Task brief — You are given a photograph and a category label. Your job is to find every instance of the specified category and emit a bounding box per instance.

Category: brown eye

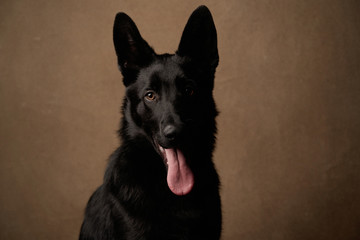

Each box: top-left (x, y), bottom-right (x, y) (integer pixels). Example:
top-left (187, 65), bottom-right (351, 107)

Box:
top-left (185, 87), bottom-right (194, 96)
top-left (145, 91), bottom-right (156, 101)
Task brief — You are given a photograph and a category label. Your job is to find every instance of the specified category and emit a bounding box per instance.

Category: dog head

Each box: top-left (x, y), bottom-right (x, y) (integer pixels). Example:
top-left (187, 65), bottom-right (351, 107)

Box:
top-left (113, 6), bottom-right (218, 195)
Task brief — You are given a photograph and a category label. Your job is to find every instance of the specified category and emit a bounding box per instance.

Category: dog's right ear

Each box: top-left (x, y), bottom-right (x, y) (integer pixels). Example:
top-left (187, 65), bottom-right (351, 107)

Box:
top-left (177, 6), bottom-right (219, 70)
top-left (113, 13), bottom-right (154, 86)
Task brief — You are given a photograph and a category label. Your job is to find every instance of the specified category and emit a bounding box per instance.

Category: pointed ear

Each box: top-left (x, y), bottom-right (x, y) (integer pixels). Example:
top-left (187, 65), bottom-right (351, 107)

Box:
top-left (113, 13), bottom-right (154, 86)
top-left (177, 6), bottom-right (219, 69)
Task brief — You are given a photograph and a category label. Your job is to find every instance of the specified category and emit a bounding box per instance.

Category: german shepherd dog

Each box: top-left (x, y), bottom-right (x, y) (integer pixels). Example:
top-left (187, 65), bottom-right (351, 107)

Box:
top-left (79, 5), bottom-right (221, 240)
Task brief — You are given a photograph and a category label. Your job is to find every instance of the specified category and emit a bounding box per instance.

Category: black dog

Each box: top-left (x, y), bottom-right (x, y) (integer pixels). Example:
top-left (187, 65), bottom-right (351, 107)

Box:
top-left (79, 6), bottom-right (221, 240)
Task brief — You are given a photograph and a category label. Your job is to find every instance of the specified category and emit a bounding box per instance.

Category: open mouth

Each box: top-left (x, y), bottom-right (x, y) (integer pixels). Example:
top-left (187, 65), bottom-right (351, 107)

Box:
top-left (157, 144), bottom-right (168, 166)
top-left (155, 141), bottom-right (194, 196)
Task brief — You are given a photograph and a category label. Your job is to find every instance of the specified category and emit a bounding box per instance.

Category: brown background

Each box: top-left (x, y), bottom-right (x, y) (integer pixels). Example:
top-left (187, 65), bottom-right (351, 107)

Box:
top-left (1, 0), bottom-right (360, 239)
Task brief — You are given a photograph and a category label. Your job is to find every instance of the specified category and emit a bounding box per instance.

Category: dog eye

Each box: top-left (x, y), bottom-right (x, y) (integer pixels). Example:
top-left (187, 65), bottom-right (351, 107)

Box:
top-left (185, 87), bottom-right (194, 96)
top-left (145, 91), bottom-right (157, 101)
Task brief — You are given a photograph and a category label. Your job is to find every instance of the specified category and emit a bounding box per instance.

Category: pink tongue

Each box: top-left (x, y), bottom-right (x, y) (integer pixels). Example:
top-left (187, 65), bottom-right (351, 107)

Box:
top-left (165, 148), bottom-right (194, 195)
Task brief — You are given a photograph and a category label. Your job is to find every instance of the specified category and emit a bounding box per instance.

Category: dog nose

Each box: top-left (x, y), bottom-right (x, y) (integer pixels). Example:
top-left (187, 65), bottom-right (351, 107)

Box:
top-left (163, 125), bottom-right (177, 140)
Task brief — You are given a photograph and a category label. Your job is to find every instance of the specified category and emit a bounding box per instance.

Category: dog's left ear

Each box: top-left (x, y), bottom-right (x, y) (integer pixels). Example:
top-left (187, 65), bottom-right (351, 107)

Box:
top-left (177, 6), bottom-right (219, 69)
top-left (113, 13), bottom-right (154, 86)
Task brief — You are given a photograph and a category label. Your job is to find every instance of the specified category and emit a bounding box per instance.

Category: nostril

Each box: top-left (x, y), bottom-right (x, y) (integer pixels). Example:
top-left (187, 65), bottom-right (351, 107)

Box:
top-left (163, 125), bottom-right (177, 139)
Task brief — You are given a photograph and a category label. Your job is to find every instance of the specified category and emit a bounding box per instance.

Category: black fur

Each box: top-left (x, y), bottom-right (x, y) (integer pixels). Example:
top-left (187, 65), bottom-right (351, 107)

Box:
top-left (79, 6), bottom-right (221, 240)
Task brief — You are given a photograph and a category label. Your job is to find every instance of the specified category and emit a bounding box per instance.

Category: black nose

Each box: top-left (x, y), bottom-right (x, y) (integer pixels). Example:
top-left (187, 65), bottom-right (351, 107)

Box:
top-left (163, 125), bottom-right (177, 140)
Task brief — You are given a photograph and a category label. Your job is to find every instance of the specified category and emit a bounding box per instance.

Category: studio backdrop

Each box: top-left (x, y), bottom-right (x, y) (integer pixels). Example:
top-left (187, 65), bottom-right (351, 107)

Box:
top-left (0, 0), bottom-right (359, 239)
